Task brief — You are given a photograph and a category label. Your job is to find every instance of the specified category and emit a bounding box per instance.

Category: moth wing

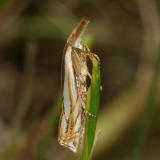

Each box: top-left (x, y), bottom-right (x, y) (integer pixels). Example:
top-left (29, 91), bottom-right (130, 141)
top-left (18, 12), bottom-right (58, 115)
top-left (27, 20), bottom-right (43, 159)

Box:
top-left (71, 47), bottom-right (87, 78)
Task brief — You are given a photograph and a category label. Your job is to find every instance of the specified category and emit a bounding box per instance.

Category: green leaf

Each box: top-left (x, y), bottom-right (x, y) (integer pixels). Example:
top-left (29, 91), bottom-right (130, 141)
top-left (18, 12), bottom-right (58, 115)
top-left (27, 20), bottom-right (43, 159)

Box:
top-left (82, 57), bottom-right (101, 160)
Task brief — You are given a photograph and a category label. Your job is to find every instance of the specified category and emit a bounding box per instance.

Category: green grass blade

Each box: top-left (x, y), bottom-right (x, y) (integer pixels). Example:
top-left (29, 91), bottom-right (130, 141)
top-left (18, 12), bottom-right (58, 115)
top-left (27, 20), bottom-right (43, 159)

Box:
top-left (82, 57), bottom-right (101, 160)
top-left (132, 47), bottom-right (160, 160)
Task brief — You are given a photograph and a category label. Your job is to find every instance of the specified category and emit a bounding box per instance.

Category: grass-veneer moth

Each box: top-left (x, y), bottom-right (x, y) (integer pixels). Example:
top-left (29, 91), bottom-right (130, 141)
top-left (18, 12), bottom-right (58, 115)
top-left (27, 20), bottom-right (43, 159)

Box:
top-left (58, 18), bottom-right (100, 153)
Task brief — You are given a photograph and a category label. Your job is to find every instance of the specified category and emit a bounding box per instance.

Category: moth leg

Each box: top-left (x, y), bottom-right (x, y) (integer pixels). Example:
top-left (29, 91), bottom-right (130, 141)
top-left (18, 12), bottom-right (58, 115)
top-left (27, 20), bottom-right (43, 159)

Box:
top-left (84, 52), bottom-right (100, 62)
top-left (87, 71), bottom-right (102, 91)
top-left (84, 108), bottom-right (96, 118)
top-left (76, 81), bottom-right (94, 118)
top-left (79, 96), bottom-right (95, 118)
top-left (82, 44), bottom-right (100, 62)
top-left (85, 110), bottom-right (95, 118)
top-left (87, 71), bottom-right (92, 80)
top-left (73, 44), bottom-right (100, 62)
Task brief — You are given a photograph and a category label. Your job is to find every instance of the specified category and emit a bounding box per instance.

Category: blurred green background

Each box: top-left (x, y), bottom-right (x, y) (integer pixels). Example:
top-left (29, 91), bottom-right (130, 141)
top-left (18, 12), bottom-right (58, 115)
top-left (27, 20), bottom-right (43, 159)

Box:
top-left (0, 0), bottom-right (160, 160)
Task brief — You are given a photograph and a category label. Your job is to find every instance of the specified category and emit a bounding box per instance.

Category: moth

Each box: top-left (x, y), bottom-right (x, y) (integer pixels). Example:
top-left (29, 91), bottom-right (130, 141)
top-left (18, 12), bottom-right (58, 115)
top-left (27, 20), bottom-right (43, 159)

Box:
top-left (58, 18), bottom-right (99, 153)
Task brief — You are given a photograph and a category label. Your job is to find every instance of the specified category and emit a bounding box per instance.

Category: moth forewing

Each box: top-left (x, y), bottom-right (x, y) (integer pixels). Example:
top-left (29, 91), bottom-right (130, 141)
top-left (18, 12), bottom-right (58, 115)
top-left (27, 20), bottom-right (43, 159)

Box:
top-left (72, 47), bottom-right (88, 83)
top-left (58, 43), bottom-right (85, 153)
